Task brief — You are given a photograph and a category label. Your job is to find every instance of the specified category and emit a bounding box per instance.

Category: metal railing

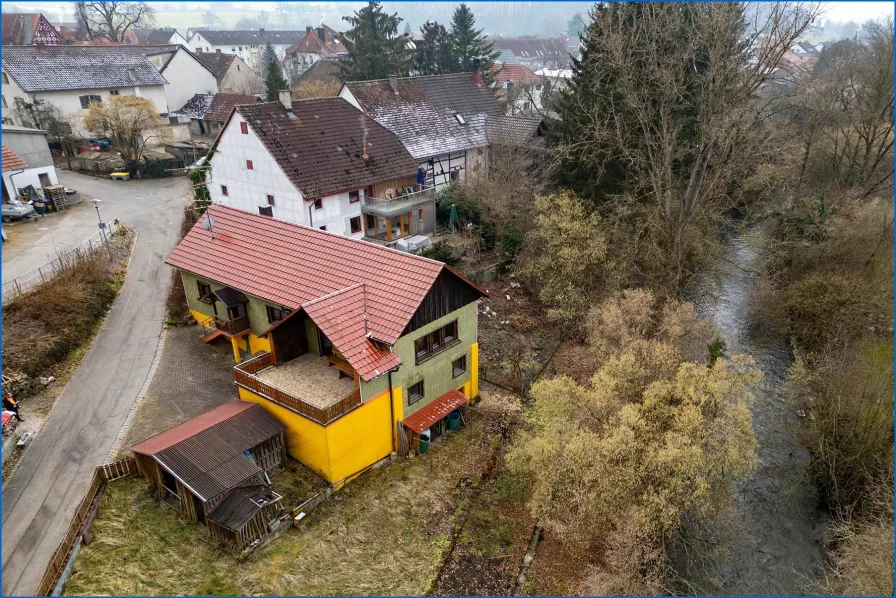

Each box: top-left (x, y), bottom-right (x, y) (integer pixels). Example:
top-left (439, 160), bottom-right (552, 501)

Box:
top-left (233, 352), bottom-right (362, 425)
top-left (362, 185), bottom-right (435, 207)
top-left (2, 219), bottom-right (120, 305)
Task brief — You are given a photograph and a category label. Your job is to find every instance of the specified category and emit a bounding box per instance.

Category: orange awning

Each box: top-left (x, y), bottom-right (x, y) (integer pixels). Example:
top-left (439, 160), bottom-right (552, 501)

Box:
top-left (402, 390), bottom-right (467, 434)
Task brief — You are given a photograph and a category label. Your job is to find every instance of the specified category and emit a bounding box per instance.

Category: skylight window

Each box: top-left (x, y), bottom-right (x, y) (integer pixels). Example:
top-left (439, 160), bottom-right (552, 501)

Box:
top-left (455, 113), bottom-right (466, 125)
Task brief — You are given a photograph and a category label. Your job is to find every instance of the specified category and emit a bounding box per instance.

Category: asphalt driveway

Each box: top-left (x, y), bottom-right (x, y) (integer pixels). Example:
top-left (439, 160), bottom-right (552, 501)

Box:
top-left (1, 170), bottom-right (190, 595)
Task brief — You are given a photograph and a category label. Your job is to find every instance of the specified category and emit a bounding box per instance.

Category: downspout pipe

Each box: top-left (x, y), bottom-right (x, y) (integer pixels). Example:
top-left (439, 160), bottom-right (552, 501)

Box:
top-left (388, 370), bottom-right (396, 452)
top-left (7, 169), bottom-right (25, 201)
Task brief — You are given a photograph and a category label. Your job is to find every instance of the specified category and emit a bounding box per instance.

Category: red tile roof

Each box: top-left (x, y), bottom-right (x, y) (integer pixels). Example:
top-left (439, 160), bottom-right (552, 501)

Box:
top-left (131, 400), bottom-right (257, 455)
top-left (284, 24), bottom-right (346, 60)
top-left (302, 284), bottom-right (402, 380)
top-left (402, 389), bottom-right (467, 434)
top-left (166, 205), bottom-right (486, 380)
top-left (491, 63), bottom-right (544, 88)
top-left (205, 92), bottom-right (260, 122)
top-left (2, 146), bottom-right (28, 171)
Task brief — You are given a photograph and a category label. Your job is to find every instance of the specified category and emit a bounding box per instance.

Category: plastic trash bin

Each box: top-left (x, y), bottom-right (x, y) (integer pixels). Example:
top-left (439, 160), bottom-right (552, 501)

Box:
top-left (447, 410), bottom-right (461, 431)
top-left (419, 430), bottom-right (430, 454)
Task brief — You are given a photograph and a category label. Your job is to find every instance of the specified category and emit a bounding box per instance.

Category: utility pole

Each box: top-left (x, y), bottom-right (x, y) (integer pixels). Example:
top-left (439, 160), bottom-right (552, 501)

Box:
top-left (90, 199), bottom-right (113, 260)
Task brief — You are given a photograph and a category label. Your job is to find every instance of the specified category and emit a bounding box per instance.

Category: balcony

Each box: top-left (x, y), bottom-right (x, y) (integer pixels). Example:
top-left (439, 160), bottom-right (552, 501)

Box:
top-left (361, 185), bottom-right (435, 218)
top-left (199, 315), bottom-right (251, 341)
top-left (233, 352), bottom-right (362, 425)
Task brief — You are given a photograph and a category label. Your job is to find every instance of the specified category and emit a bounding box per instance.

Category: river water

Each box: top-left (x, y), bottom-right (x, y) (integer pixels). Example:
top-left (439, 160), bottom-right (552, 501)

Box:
top-left (688, 226), bottom-right (828, 595)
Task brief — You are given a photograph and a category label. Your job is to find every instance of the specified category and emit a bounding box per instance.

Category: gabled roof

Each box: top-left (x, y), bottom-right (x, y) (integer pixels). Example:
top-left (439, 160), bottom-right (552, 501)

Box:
top-left (1, 45), bottom-right (169, 92)
top-left (166, 205), bottom-right (486, 379)
top-left (208, 487), bottom-right (281, 531)
top-left (206, 92), bottom-right (261, 122)
top-left (194, 51), bottom-right (237, 80)
top-left (284, 24), bottom-right (346, 59)
top-left (292, 58), bottom-right (342, 88)
top-left (344, 73), bottom-right (503, 159)
top-left (491, 63), bottom-right (544, 88)
top-left (486, 115), bottom-right (544, 146)
top-left (2, 13), bottom-right (60, 46)
top-left (2, 146), bottom-right (29, 171)
top-left (135, 27), bottom-right (180, 45)
top-left (174, 93), bottom-right (216, 119)
top-left (490, 37), bottom-right (571, 62)
top-left (131, 401), bottom-right (285, 502)
top-left (194, 29), bottom-right (307, 46)
top-left (233, 98), bottom-right (418, 199)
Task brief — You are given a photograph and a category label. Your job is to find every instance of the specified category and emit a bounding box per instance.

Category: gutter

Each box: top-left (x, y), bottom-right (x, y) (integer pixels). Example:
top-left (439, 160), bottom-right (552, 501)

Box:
top-left (7, 168), bottom-right (25, 200)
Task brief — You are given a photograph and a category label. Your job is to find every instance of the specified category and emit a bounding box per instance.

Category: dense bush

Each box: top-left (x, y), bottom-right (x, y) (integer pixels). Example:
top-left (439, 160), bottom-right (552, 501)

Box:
top-left (141, 158), bottom-right (174, 179)
top-left (417, 240), bottom-right (461, 268)
top-left (499, 223), bottom-right (523, 258)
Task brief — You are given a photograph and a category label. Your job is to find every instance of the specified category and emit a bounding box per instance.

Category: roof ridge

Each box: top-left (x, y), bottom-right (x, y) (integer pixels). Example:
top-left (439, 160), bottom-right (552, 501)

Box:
top-left (300, 282), bottom-right (365, 308)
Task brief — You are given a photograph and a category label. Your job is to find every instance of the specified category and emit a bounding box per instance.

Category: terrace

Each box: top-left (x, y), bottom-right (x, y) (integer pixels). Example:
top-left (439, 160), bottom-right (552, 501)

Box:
top-left (362, 185), bottom-right (436, 241)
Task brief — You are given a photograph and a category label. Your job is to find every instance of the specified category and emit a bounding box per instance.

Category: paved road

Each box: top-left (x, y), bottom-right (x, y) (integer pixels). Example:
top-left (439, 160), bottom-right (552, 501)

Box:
top-left (1, 170), bottom-right (190, 596)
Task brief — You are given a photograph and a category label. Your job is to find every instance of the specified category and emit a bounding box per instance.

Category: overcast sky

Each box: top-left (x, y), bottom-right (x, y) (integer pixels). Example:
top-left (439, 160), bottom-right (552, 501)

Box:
top-left (823, 1), bottom-right (893, 22)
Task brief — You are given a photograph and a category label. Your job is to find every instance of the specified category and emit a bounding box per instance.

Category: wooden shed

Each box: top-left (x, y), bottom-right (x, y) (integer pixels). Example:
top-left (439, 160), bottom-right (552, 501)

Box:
top-left (131, 401), bottom-right (286, 525)
top-left (207, 486), bottom-right (284, 553)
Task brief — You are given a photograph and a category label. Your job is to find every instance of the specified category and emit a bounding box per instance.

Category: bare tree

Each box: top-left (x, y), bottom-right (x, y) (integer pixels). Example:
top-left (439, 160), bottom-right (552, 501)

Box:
top-left (81, 96), bottom-right (168, 165)
top-left (202, 9), bottom-right (220, 29)
top-left (77, 1), bottom-right (155, 42)
top-left (13, 98), bottom-right (77, 169)
top-left (551, 2), bottom-right (820, 291)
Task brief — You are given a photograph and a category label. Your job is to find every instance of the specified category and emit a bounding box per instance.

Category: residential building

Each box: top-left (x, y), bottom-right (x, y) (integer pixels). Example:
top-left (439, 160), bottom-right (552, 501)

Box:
top-left (166, 204), bottom-right (486, 483)
top-left (489, 37), bottom-right (572, 69)
top-left (207, 95), bottom-right (434, 241)
top-left (490, 62), bottom-right (545, 115)
top-left (194, 51), bottom-right (263, 95)
top-left (340, 70), bottom-right (503, 187)
top-left (131, 400), bottom-right (287, 551)
top-left (282, 25), bottom-right (347, 81)
top-left (289, 59), bottom-right (342, 97)
top-left (1, 45), bottom-right (218, 136)
top-left (135, 27), bottom-right (189, 46)
top-left (1, 13), bottom-right (62, 46)
top-left (2, 142), bottom-right (58, 203)
top-left (174, 92), bottom-right (261, 138)
top-left (187, 29), bottom-right (307, 72)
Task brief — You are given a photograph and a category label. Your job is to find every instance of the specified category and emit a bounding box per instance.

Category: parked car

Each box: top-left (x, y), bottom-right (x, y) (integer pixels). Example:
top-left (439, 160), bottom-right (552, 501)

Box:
top-left (1, 201), bottom-right (35, 222)
top-left (88, 138), bottom-right (112, 151)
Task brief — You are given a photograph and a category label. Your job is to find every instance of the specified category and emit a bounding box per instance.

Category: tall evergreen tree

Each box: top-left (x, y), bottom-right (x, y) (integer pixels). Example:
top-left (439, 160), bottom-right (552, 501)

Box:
top-left (449, 3), bottom-right (500, 80)
top-left (567, 13), bottom-right (586, 37)
top-left (263, 42), bottom-right (288, 101)
top-left (340, 1), bottom-right (413, 81)
top-left (414, 20), bottom-right (457, 75)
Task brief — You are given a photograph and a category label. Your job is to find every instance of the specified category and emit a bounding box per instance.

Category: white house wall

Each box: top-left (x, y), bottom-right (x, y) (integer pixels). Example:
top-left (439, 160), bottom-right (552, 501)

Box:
top-left (208, 111), bottom-right (364, 238)
top-left (423, 150), bottom-right (468, 188)
top-left (220, 57), bottom-right (263, 94)
top-left (160, 49), bottom-right (219, 113)
top-left (2, 164), bottom-right (59, 200)
top-left (189, 33), bottom-right (291, 72)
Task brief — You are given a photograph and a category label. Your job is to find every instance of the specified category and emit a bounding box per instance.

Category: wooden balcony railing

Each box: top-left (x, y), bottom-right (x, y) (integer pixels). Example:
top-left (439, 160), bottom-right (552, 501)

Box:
top-left (214, 315), bottom-right (250, 335)
top-left (233, 352), bottom-right (362, 425)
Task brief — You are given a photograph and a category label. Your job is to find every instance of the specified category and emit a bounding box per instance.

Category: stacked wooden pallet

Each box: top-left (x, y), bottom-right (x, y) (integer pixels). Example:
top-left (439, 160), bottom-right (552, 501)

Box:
top-left (43, 185), bottom-right (68, 212)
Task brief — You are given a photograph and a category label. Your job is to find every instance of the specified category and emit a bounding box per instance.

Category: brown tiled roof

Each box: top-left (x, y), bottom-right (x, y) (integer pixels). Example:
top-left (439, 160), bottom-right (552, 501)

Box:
top-left (205, 92), bottom-right (261, 122)
top-left (166, 205), bottom-right (486, 379)
top-left (2, 13), bottom-right (60, 46)
top-left (2, 146), bottom-right (29, 171)
top-left (403, 389), bottom-right (468, 433)
top-left (234, 98), bottom-right (418, 199)
top-left (489, 37), bottom-right (571, 62)
top-left (131, 401), bottom-right (285, 502)
top-left (292, 58), bottom-right (342, 88)
top-left (284, 24), bottom-right (346, 59)
top-left (491, 62), bottom-right (544, 88)
top-left (194, 51), bottom-right (237, 80)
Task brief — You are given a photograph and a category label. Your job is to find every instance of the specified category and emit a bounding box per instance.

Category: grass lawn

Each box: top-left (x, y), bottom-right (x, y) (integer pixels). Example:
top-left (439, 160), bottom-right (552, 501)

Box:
top-left (63, 407), bottom-right (503, 596)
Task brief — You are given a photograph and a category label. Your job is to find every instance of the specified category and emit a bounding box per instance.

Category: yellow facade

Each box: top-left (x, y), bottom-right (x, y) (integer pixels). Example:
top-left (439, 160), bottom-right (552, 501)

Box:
top-left (470, 342), bottom-right (479, 398)
top-left (191, 309), bottom-right (271, 363)
top-left (238, 386), bottom-right (394, 484)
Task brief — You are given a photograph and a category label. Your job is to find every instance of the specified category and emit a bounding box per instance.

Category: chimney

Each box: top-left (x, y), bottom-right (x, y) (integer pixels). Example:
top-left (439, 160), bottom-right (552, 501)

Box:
top-left (215, 48), bottom-right (221, 54)
top-left (316, 26), bottom-right (325, 41)
top-left (306, 26), bottom-right (313, 33)
top-left (278, 89), bottom-right (293, 110)
top-left (259, 28), bottom-right (266, 38)
top-left (388, 75), bottom-right (399, 95)
top-left (361, 146), bottom-right (369, 160)
top-left (472, 57), bottom-right (481, 86)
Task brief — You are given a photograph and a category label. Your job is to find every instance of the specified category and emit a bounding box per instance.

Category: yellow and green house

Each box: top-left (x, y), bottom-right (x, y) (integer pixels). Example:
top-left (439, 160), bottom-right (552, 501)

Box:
top-left (167, 205), bottom-right (486, 484)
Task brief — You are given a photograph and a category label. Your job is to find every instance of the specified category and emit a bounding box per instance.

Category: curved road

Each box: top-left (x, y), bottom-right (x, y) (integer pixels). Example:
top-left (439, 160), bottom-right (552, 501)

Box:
top-left (2, 170), bottom-right (189, 595)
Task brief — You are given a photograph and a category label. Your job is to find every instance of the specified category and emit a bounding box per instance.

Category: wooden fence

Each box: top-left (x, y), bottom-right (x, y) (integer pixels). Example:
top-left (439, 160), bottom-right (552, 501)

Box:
top-left (34, 457), bottom-right (137, 596)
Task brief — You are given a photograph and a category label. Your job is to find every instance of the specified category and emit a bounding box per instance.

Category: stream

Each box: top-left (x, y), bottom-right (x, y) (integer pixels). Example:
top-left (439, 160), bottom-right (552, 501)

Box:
top-left (688, 225), bottom-right (828, 595)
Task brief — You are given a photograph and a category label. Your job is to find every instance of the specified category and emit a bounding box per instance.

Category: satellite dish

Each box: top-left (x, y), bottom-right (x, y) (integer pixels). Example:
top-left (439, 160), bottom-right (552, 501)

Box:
top-left (201, 215), bottom-right (215, 231)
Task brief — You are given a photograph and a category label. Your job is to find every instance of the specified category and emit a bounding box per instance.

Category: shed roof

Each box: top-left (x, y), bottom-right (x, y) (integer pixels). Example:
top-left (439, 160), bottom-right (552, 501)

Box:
top-left (233, 97), bottom-right (418, 199)
top-left (2, 146), bottom-right (29, 171)
top-left (207, 487), bottom-right (281, 531)
top-left (131, 401), bottom-right (285, 502)
top-left (166, 205), bottom-right (486, 380)
top-left (1, 45), bottom-right (169, 92)
top-left (343, 73), bottom-right (503, 159)
top-left (402, 389), bottom-right (468, 434)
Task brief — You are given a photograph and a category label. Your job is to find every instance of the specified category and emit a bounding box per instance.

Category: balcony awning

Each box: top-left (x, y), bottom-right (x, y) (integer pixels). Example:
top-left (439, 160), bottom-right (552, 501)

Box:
top-left (213, 287), bottom-right (248, 308)
top-left (402, 390), bottom-right (467, 434)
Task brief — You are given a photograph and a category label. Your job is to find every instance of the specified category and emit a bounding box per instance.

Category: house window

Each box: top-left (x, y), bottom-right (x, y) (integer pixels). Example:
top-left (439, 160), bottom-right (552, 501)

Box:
top-left (1, 96), bottom-right (6, 108)
top-left (350, 216), bottom-right (362, 234)
top-left (319, 225), bottom-right (327, 231)
top-left (79, 95), bottom-right (102, 109)
top-left (239, 46), bottom-right (243, 51)
top-left (366, 214), bottom-right (376, 230)
top-left (231, 47), bottom-right (236, 52)
top-left (246, 159), bottom-right (253, 170)
top-left (237, 64), bottom-right (241, 71)
top-left (195, 47), bottom-right (203, 53)
top-left (1, 73), bottom-right (8, 84)
top-left (314, 198), bottom-right (323, 210)
top-left (240, 121), bottom-right (248, 134)
top-left (267, 194), bottom-right (275, 206)
top-left (266, 305), bottom-right (287, 323)
top-left (414, 320), bottom-right (459, 364)
top-left (449, 170), bottom-right (459, 182)
top-left (418, 208), bottom-right (424, 223)
top-left (110, 89), bottom-right (120, 95)
top-left (348, 190), bottom-right (360, 203)
top-left (221, 185), bottom-right (228, 196)
top-left (535, 84), bottom-right (542, 90)
top-left (408, 380), bottom-right (425, 405)
top-left (196, 280), bottom-right (212, 301)
top-left (452, 355), bottom-right (467, 378)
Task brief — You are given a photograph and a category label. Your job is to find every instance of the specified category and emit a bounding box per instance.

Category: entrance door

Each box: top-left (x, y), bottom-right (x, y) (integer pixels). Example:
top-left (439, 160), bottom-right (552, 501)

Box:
top-left (38, 173), bottom-right (51, 188)
top-left (227, 302), bottom-right (247, 320)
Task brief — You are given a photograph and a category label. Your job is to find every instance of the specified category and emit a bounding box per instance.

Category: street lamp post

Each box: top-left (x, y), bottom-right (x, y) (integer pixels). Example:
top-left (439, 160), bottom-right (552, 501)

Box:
top-left (90, 199), bottom-right (113, 260)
